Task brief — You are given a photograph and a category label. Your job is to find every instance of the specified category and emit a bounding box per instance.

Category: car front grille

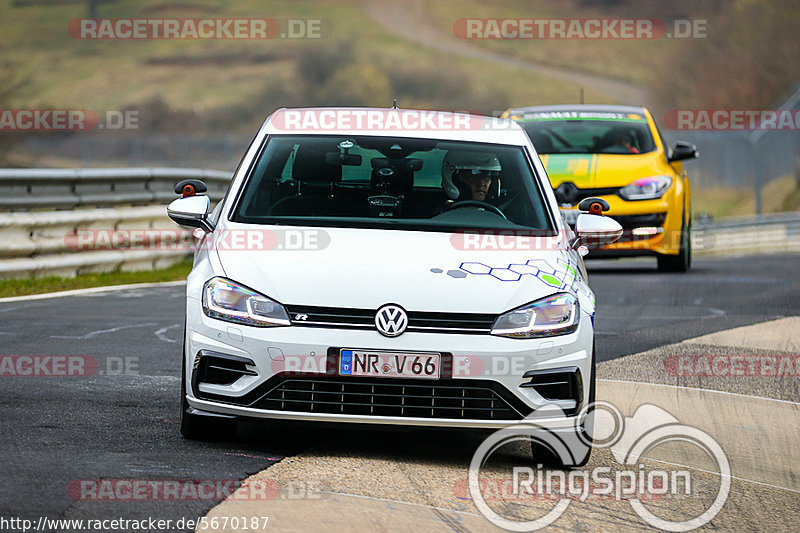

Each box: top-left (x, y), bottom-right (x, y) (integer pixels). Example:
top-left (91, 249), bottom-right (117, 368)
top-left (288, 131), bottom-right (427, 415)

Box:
top-left (611, 212), bottom-right (667, 229)
top-left (554, 184), bottom-right (619, 205)
top-left (251, 377), bottom-right (531, 420)
top-left (284, 305), bottom-right (497, 334)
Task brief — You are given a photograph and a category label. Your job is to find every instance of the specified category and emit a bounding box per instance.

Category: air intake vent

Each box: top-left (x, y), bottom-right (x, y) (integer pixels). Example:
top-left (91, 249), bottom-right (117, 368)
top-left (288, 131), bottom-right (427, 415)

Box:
top-left (520, 366), bottom-right (582, 406)
top-left (194, 351), bottom-right (257, 387)
top-left (196, 375), bottom-right (534, 421)
top-left (254, 378), bottom-right (528, 420)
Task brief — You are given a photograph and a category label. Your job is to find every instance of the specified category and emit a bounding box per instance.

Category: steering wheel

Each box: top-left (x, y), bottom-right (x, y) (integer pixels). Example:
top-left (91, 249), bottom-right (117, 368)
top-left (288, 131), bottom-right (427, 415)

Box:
top-left (445, 200), bottom-right (507, 219)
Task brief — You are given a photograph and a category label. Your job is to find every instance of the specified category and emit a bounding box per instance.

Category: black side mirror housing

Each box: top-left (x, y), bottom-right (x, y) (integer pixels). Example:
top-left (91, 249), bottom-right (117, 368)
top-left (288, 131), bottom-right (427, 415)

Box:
top-left (668, 142), bottom-right (699, 162)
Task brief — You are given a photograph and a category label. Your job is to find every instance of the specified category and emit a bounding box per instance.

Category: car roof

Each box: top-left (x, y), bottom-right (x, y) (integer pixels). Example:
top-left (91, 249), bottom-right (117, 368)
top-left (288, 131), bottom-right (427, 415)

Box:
top-left (505, 104), bottom-right (648, 117)
top-left (261, 107), bottom-right (531, 146)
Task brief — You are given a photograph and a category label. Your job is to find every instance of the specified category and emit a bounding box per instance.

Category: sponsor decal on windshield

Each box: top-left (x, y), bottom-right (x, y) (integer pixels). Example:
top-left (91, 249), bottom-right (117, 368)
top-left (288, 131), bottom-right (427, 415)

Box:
top-left (513, 111), bottom-right (647, 123)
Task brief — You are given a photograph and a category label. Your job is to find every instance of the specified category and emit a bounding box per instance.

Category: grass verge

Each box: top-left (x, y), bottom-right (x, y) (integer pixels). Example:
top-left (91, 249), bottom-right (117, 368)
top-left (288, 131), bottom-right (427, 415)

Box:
top-left (692, 175), bottom-right (800, 220)
top-left (0, 258), bottom-right (192, 299)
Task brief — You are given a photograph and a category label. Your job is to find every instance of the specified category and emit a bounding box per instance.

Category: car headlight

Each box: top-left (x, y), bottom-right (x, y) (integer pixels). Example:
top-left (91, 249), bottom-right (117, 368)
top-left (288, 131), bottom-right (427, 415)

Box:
top-left (618, 175), bottom-right (672, 200)
top-left (202, 277), bottom-right (290, 327)
top-left (491, 293), bottom-right (579, 338)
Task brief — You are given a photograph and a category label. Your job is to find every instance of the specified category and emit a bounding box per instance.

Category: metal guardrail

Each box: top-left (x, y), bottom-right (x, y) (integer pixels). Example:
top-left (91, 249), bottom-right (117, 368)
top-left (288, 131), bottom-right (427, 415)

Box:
top-left (0, 167), bottom-right (231, 277)
top-left (0, 165), bottom-right (797, 278)
top-left (693, 212), bottom-right (800, 256)
top-left (695, 212), bottom-right (800, 231)
top-left (0, 167), bottom-right (231, 211)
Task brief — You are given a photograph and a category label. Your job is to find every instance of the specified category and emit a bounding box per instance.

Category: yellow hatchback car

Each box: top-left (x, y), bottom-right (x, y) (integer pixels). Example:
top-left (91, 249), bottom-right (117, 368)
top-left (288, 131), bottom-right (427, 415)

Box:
top-left (502, 105), bottom-right (698, 272)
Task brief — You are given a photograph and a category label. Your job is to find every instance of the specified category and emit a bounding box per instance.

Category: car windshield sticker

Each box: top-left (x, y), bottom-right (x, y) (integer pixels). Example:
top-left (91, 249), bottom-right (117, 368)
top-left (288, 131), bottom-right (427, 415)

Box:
top-left (515, 111), bottom-right (646, 123)
top-left (542, 154), bottom-right (598, 183)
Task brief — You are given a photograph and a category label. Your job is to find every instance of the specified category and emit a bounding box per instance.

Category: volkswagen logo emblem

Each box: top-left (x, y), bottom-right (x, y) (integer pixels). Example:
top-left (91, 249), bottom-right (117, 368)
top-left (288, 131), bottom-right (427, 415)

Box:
top-left (375, 304), bottom-right (408, 337)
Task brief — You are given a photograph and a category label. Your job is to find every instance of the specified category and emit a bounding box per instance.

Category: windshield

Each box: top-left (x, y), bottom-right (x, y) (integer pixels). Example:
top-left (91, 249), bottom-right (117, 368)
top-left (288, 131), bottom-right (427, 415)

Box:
top-left (231, 135), bottom-right (554, 233)
top-left (516, 110), bottom-right (656, 155)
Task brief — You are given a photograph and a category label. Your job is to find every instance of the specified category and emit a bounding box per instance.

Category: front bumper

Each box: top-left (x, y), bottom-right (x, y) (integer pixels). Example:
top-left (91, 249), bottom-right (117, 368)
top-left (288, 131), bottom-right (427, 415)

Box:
top-left (183, 297), bottom-right (594, 430)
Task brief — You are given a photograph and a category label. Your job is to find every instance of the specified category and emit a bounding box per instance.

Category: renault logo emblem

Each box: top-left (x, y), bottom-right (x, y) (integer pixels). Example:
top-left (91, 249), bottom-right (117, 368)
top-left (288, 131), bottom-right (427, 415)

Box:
top-left (375, 304), bottom-right (408, 337)
top-left (555, 182), bottom-right (579, 205)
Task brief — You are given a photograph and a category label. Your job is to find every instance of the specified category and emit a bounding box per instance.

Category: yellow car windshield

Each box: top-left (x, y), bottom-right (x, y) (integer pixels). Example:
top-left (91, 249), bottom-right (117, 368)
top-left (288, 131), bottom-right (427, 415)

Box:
top-left (519, 117), bottom-right (656, 155)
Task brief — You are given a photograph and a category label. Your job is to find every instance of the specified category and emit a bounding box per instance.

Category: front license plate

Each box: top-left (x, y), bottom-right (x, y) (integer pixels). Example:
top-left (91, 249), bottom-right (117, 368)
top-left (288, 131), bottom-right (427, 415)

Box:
top-left (339, 350), bottom-right (440, 379)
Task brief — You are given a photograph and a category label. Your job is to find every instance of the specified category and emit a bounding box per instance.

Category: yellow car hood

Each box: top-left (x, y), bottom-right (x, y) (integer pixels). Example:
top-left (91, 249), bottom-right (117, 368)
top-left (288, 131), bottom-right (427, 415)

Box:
top-left (540, 152), bottom-right (663, 188)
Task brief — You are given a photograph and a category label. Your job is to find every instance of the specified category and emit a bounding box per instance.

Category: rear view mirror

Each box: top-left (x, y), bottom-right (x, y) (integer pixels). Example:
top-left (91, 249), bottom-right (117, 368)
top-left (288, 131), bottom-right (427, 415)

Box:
top-left (167, 195), bottom-right (214, 233)
top-left (325, 152), bottom-right (363, 166)
top-left (574, 214), bottom-right (622, 248)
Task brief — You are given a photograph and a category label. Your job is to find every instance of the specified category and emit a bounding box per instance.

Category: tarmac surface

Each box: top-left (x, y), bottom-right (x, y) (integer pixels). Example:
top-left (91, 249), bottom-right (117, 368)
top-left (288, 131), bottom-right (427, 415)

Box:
top-left (0, 254), bottom-right (797, 531)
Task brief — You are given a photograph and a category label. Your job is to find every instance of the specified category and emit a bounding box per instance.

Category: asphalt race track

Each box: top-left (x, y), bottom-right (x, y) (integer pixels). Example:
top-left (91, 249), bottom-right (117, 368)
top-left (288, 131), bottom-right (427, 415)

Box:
top-left (0, 253), bottom-right (798, 531)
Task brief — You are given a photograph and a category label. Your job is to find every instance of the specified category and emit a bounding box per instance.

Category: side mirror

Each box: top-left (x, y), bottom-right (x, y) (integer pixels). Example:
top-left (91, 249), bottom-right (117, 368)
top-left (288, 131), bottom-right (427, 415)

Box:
top-left (574, 214), bottom-right (622, 248)
top-left (668, 141), bottom-right (698, 162)
top-left (167, 195), bottom-right (214, 233)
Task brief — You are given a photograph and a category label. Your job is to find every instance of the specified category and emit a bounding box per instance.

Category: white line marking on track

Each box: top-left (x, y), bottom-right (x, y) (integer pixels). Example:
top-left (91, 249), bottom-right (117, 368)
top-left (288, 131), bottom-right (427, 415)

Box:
top-left (52, 323), bottom-right (158, 340)
top-left (634, 456), bottom-right (800, 494)
top-left (0, 281), bottom-right (186, 303)
top-left (315, 491), bottom-right (482, 517)
top-left (155, 324), bottom-right (182, 343)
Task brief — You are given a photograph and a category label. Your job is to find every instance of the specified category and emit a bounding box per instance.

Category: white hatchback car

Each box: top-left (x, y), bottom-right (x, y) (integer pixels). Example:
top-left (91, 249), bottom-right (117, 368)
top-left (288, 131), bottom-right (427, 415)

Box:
top-left (168, 108), bottom-right (622, 466)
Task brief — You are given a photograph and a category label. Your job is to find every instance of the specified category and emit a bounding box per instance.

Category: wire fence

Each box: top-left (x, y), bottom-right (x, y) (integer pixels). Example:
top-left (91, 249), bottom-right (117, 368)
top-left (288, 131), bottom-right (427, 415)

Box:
top-left (662, 128), bottom-right (800, 187)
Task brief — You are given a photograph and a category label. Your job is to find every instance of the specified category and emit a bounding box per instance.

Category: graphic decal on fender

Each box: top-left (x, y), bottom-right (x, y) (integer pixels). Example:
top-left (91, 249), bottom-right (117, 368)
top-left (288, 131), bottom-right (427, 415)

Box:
top-left (429, 257), bottom-right (596, 315)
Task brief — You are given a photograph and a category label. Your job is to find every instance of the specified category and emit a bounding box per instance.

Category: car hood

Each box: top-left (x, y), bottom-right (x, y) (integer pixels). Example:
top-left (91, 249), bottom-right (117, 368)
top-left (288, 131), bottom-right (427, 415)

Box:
top-left (540, 152), bottom-right (663, 188)
top-left (215, 225), bottom-right (579, 314)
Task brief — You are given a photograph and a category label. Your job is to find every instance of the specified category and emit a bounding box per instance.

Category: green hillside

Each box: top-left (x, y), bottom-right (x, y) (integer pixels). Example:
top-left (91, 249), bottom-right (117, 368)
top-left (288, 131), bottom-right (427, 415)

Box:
top-left (0, 0), bottom-right (612, 136)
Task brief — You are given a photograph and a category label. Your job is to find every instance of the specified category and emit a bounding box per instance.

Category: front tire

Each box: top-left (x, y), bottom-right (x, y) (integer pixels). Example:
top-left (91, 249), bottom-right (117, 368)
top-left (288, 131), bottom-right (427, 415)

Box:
top-left (657, 216), bottom-right (691, 273)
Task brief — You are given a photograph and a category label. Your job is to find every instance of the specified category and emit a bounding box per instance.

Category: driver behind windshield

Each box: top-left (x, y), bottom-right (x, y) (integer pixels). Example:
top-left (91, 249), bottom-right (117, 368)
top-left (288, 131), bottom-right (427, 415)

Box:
top-left (612, 130), bottom-right (640, 154)
top-left (441, 151), bottom-right (501, 203)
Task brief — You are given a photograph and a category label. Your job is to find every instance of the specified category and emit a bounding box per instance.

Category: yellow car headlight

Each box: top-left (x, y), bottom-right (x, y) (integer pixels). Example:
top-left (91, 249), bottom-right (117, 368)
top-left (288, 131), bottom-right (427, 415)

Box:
top-left (619, 175), bottom-right (672, 201)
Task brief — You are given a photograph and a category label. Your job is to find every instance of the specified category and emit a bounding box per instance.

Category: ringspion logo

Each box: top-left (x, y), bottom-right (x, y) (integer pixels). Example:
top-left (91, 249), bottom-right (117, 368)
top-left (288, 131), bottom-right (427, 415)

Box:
top-left (469, 402), bottom-right (730, 531)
